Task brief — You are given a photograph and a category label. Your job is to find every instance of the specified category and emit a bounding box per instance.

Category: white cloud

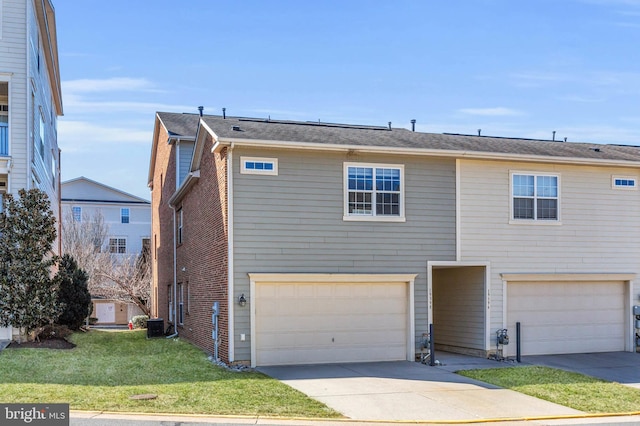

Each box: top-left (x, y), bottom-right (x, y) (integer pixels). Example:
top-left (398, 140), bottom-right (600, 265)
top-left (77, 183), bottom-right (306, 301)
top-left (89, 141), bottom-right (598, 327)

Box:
top-left (63, 77), bottom-right (157, 94)
top-left (58, 120), bottom-right (151, 152)
top-left (458, 107), bottom-right (524, 117)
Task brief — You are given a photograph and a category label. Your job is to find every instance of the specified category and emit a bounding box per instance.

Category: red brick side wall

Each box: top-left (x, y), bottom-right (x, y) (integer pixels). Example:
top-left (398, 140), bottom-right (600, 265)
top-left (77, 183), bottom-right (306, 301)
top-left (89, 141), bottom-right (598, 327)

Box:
top-left (151, 127), bottom-right (229, 361)
top-left (175, 139), bottom-right (229, 360)
top-left (150, 124), bottom-right (176, 327)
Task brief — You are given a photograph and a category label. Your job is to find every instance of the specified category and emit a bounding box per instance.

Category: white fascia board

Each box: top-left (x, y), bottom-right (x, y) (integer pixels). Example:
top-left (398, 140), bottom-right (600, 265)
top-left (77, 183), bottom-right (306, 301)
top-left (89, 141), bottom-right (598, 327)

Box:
top-left (215, 137), bottom-right (640, 169)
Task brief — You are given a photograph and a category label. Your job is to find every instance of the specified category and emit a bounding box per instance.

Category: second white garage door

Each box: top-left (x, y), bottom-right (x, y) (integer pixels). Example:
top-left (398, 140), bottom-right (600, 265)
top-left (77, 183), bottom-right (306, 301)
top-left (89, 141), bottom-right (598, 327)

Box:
top-left (507, 280), bottom-right (626, 356)
top-left (254, 280), bottom-right (409, 366)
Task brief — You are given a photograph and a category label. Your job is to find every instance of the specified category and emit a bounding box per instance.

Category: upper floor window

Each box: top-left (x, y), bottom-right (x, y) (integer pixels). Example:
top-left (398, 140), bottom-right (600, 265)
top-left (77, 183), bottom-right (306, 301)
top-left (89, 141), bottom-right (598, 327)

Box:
top-left (612, 176), bottom-right (637, 190)
top-left (109, 237), bottom-right (127, 254)
top-left (241, 157), bottom-right (278, 175)
top-left (512, 173), bottom-right (559, 221)
top-left (176, 209), bottom-right (183, 245)
top-left (72, 206), bottom-right (82, 222)
top-left (38, 112), bottom-right (45, 160)
top-left (344, 162), bottom-right (405, 221)
top-left (121, 208), bottom-right (130, 224)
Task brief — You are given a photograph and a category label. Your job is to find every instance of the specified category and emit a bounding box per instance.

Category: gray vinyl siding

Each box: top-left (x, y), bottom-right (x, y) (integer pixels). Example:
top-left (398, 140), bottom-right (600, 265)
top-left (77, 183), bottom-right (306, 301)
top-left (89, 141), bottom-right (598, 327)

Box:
top-left (177, 141), bottom-right (194, 188)
top-left (231, 148), bottom-right (457, 361)
top-left (459, 159), bottom-right (640, 341)
top-left (432, 266), bottom-right (485, 351)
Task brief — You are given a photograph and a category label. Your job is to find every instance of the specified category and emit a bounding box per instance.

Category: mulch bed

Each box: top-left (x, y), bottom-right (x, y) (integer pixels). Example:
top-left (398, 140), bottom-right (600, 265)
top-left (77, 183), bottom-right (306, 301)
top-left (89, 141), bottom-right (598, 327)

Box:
top-left (7, 338), bottom-right (76, 350)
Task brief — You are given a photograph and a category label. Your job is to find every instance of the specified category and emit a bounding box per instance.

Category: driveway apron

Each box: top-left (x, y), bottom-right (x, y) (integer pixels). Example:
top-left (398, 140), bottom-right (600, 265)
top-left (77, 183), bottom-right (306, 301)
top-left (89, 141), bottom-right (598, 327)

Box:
top-left (259, 359), bottom-right (581, 422)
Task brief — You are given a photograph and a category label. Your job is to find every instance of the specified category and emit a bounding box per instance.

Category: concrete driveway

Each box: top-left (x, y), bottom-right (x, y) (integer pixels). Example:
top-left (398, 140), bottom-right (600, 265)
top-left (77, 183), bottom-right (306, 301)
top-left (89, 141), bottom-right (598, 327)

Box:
top-left (258, 354), bottom-right (582, 422)
top-left (523, 351), bottom-right (640, 388)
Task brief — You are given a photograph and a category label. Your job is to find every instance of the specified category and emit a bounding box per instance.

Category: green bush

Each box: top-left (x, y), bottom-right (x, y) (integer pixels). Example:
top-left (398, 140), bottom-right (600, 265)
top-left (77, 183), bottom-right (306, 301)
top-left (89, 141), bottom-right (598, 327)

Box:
top-left (88, 317), bottom-right (98, 325)
top-left (131, 315), bottom-right (149, 329)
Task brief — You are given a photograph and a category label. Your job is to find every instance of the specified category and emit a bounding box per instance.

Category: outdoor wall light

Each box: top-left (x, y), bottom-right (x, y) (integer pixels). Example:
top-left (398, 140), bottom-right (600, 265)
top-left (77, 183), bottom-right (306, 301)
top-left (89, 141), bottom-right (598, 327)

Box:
top-left (238, 294), bottom-right (247, 307)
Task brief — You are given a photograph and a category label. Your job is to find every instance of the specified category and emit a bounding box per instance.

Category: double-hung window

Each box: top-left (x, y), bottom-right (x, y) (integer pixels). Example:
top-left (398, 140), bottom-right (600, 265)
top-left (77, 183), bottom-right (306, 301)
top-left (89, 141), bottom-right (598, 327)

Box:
top-left (72, 206), bottom-right (82, 222)
top-left (109, 237), bottom-right (127, 254)
top-left (344, 163), bottom-right (405, 221)
top-left (512, 173), bottom-right (559, 221)
top-left (121, 208), bottom-right (130, 224)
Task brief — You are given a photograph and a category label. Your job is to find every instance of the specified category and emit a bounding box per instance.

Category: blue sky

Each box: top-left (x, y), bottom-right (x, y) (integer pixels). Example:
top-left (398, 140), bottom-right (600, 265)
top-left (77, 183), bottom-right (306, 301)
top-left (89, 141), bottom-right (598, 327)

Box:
top-left (54, 0), bottom-right (640, 200)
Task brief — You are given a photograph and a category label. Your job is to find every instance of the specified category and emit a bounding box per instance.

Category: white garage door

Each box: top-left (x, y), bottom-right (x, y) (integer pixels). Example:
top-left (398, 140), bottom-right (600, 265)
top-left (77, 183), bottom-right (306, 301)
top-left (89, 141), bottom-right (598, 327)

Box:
top-left (95, 303), bottom-right (116, 323)
top-left (507, 281), bottom-right (626, 356)
top-left (255, 281), bottom-right (409, 366)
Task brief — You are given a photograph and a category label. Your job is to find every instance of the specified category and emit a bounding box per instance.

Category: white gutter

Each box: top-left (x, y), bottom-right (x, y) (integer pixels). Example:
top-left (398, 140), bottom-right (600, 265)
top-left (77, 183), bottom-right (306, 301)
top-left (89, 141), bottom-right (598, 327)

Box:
top-left (212, 137), bottom-right (640, 169)
top-left (227, 143), bottom-right (235, 362)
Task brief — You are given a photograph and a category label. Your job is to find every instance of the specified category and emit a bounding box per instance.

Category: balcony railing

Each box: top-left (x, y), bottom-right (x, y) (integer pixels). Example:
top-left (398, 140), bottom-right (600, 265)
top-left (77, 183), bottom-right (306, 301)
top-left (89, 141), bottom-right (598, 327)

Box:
top-left (0, 123), bottom-right (7, 156)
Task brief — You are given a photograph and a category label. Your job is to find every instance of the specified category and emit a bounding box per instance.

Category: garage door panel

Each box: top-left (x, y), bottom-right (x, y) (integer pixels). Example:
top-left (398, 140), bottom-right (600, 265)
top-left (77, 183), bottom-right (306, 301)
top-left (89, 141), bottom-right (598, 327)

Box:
top-left (507, 280), bottom-right (625, 356)
top-left (256, 281), bottom-right (409, 366)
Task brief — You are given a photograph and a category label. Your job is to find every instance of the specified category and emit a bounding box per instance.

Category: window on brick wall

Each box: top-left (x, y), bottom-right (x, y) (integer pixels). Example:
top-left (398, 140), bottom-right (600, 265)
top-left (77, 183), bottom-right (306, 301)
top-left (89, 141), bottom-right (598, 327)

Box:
top-left (176, 208), bottom-right (183, 245)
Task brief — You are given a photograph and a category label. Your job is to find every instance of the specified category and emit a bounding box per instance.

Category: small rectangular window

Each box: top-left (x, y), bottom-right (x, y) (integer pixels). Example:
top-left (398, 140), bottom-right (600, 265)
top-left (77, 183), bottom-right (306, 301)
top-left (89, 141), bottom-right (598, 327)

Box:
top-left (121, 208), bottom-right (130, 224)
top-left (241, 157), bottom-right (278, 175)
top-left (612, 176), bottom-right (637, 190)
top-left (72, 206), bottom-right (81, 222)
top-left (177, 283), bottom-right (184, 326)
top-left (176, 209), bottom-right (183, 245)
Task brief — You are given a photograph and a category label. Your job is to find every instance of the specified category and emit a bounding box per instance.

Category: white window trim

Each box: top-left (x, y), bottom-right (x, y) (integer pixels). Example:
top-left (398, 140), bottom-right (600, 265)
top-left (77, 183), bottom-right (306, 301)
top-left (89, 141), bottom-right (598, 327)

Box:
top-left (343, 162), bottom-right (406, 222)
top-left (121, 207), bottom-right (130, 224)
top-left (108, 237), bottom-right (127, 254)
top-left (612, 175), bottom-right (638, 190)
top-left (509, 171), bottom-right (561, 225)
top-left (240, 156), bottom-right (278, 175)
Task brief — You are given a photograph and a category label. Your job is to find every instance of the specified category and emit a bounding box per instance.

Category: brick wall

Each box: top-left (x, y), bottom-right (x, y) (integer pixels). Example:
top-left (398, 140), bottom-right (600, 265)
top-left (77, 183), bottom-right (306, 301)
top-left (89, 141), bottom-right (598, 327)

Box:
top-left (151, 126), bottom-right (229, 361)
top-left (150, 123), bottom-right (176, 330)
top-left (175, 137), bottom-right (229, 360)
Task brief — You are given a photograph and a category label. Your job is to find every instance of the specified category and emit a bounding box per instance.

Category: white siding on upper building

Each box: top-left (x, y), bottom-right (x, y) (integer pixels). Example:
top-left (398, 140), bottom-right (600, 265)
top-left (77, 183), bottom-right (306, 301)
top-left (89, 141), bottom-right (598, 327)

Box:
top-left (458, 159), bottom-right (640, 346)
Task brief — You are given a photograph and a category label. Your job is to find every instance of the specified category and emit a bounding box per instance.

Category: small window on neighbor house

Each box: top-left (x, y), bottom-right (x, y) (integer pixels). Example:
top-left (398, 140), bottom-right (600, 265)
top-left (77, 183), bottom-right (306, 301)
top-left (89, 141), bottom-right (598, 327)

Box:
top-left (121, 208), bottom-right (130, 224)
top-left (109, 237), bottom-right (127, 254)
top-left (241, 157), bottom-right (278, 175)
top-left (612, 176), bottom-right (637, 190)
top-left (72, 206), bottom-right (82, 222)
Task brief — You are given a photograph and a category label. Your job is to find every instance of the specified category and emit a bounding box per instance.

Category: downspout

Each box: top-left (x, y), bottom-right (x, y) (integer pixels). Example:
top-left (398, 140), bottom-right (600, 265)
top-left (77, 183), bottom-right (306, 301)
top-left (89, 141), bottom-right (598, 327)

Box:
top-left (167, 203), bottom-right (178, 338)
top-left (227, 143), bottom-right (235, 362)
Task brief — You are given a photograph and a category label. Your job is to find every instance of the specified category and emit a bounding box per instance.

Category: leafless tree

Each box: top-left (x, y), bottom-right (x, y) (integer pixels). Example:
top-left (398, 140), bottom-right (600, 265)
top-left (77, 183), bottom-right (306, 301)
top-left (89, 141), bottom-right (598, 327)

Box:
top-left (94, 252), bottom-right (151, 317)
top-left (61, 208), bottom-right (111, 291)
top-left (61, 208), bottom-right (151, 316)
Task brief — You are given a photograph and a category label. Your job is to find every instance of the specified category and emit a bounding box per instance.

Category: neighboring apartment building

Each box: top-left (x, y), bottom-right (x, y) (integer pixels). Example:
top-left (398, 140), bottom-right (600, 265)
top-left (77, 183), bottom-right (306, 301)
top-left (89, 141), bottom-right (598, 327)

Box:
top-left (61, 177), bottom-right (150, 324)
top-left (149, 111), bottom-right (640, 367)
top-left (0, 0), bottom-right (63, 340)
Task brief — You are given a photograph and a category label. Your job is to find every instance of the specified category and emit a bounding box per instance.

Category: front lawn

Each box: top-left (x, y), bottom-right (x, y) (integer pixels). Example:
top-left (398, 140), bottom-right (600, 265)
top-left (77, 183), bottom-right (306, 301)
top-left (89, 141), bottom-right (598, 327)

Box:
top-left (0, 330), bottom-right (341, 418)
top-left (458, 366), bottom-right (640, 413)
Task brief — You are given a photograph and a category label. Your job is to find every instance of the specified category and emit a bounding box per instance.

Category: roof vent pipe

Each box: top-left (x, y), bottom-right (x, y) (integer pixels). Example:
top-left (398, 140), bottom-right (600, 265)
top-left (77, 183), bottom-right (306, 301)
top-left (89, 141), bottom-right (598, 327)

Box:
top-left (198, 106), bottom-right (203, 117)
top-left (388, 122), bottom-right (392, 130)
top-left (552, 131), bottom-right (556, 141)
top-left (222, 108), bottom-right (226, 119)
top-left (411, 119), bottom-right (416, 132)
top-left (478, 129), bottom-right (481, 136)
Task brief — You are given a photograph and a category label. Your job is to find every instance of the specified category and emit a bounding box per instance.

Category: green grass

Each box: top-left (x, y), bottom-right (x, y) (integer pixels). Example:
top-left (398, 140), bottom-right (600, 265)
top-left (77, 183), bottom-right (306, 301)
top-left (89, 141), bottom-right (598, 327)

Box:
top-left (459, 366), bottom-right (640, 413)
top-left (0, 330), bottom-right (341, 418)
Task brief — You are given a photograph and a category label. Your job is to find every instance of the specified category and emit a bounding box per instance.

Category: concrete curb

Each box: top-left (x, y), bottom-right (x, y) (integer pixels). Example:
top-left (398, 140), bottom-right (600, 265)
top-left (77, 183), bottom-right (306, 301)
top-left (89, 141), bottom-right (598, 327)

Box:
top-left (70, 409), bottom-right (640, 425)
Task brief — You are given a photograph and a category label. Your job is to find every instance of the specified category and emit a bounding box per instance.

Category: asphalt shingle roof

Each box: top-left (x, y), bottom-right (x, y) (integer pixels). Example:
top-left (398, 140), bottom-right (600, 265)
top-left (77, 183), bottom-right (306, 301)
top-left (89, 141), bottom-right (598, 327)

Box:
top-left (156, 112), bottom-right (640, 163)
